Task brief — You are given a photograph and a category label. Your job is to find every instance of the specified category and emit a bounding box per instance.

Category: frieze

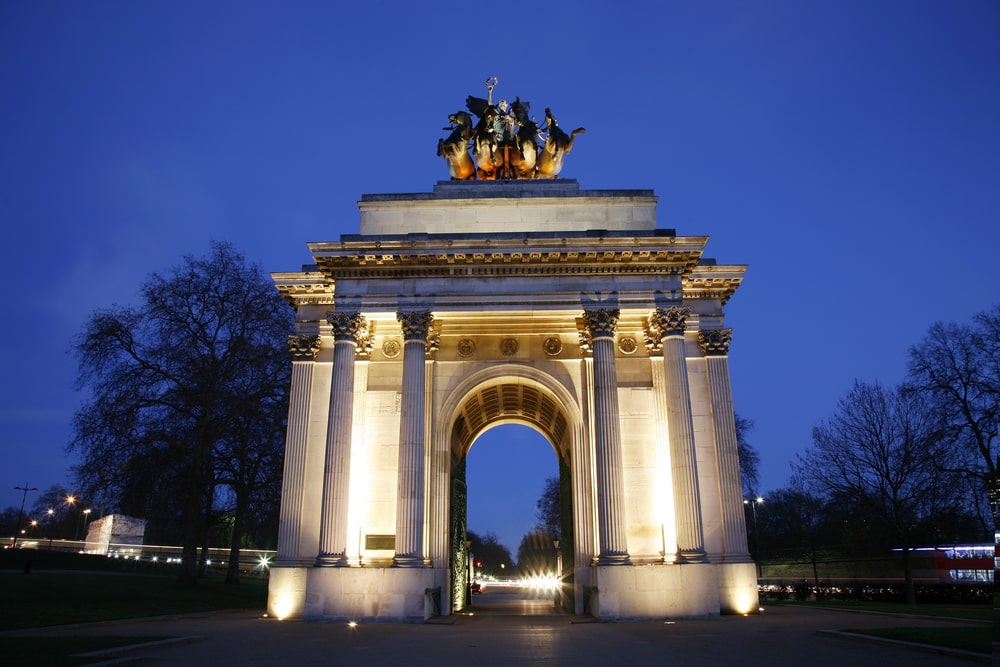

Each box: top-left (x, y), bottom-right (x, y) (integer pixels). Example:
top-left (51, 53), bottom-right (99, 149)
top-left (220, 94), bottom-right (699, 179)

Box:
top-left (287, 334), bottom-right (321, 360)
top-left (698, 328), bottom-right (733, 355)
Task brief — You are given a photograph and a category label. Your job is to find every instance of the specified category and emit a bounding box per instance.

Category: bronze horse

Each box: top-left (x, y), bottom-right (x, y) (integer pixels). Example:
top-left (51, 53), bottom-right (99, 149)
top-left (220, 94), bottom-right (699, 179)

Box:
top-left (508, 98), bottom-right (538, 179)
top-left (472, 104), bottom-right (501, 179)
top-left (536, 108), bottom-right (585, 178)
top-left (437, 111), bottom-right (476, 180)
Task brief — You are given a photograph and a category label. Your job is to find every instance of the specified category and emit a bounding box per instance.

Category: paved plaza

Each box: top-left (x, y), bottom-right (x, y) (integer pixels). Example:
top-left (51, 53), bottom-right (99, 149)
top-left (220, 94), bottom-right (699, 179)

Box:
top-left (7, 588), bottom-right (989, 666)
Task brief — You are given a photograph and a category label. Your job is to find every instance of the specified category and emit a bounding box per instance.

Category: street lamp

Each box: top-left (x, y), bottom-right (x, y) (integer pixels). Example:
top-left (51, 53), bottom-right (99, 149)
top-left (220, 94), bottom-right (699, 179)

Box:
top-left (81, 509), bottom-right (93, 547)
top-left (744, 497), bottom-right (764, 577)
top-left (46, 508), bottom-right (55, 548)
top-left (465, 539), bottom-right (473, 608)
top-left (553, 539), bottom-right (563, 608)
top-left (11, 484), bottom-right (38, 549)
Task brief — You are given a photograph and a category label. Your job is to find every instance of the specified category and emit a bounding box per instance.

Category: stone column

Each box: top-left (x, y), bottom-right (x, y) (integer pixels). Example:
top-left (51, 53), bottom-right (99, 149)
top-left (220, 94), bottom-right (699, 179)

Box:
top-left (394, 310), bottom-right (433, 567)
top-left (699, 328), bottom-right (751, 559)
top-left (583, 308), bottom-right (630, 565)
top-left (316, 312), bottom-right (367, 567)
top-left (275, 334), bottom-right (321, 565)
top-left (650, 306), bottom-right (706, 563)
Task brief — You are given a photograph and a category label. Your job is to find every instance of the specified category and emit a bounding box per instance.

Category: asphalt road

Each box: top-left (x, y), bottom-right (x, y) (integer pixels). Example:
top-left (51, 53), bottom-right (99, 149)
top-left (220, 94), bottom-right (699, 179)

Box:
top-left (7, 588), bottom-right (990, 666)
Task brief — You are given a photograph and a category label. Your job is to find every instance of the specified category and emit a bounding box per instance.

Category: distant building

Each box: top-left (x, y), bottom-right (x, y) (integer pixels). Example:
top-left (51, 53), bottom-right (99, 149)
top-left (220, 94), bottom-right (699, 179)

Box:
top-left (84, 514), bottom-right (146, 555)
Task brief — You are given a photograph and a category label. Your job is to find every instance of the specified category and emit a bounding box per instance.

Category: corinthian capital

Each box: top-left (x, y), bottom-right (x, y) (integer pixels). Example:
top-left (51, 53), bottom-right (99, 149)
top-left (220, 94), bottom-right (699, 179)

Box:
top-left (287, 334), bottom-right (321, 360)
top-left (697, 328), bottom-right (733, 355)
top-left (649, 306), bottom-right (691, 339)
top-left (582, 308), bottom-right (620, 339)
top-left (326, 311), bottom-right (369, 347)
top-left (397, 310), bottom-right (434, 342)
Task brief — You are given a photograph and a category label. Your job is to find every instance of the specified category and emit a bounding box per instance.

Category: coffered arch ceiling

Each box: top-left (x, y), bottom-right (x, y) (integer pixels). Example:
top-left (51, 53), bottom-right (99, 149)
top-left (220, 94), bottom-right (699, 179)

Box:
top-left (451, 382), bottom-right (570, 465)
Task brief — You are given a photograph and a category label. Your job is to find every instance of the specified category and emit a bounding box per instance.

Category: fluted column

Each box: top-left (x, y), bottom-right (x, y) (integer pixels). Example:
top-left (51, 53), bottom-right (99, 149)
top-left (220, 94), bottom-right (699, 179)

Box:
top-left (650, 306), bottom-right (706, 563)
top-left (275, 334), bottom-right (321, 565)
top-left (394, 310), bottom-right (433, 567)
top-left (316, 312), bottom-right (367, 567)
top-left (699, 328), bottom-right (751, 560)
top-left (583, 308), bottom-right (630, 565)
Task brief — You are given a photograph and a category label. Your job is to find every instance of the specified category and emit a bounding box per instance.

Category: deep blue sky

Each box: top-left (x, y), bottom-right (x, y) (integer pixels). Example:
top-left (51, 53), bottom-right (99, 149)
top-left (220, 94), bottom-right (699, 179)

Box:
top-left (2, 2), bottom-right (997, 553)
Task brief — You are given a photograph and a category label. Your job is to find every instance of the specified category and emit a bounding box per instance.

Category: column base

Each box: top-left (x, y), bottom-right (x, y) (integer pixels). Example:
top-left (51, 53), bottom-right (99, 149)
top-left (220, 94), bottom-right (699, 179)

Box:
top-left (678, 549), bottom-right (707, 564)
top-left (597, 552), bottom-right (631, 566)
top-left (315, 554), bottom-right (349, 567)
top-left (393, 555), bottom-right (428, 567)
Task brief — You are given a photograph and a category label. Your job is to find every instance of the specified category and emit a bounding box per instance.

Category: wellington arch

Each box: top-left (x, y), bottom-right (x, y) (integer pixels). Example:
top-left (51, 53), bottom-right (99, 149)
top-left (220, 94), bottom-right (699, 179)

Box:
top-left (265, 175), bottom-right (758, 621)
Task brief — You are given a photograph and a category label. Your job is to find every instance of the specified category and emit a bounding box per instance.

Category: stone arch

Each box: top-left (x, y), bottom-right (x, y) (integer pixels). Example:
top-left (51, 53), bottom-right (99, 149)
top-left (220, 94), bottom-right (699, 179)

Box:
top-left (437, 363), bottom-right (589, 613)
top-left (437, 362), bottom-right (584, 464)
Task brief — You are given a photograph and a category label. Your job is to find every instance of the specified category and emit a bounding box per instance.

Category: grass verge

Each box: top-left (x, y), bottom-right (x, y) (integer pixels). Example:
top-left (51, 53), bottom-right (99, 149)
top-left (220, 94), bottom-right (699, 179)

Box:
top-left (0, 572), bottom-right (267, 630)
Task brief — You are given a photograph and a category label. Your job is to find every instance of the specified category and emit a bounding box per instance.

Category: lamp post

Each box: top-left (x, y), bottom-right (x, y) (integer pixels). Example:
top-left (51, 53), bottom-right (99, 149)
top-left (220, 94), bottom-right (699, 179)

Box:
top-left (11, 484), bottom-right (38, 549)
top-left (744, 497), bottom-right (764, 576)
top-left (81, 509), bottom-right (92, 549)
top-left (553, 538), bottom-right (562, 608)
top-left (465, 539), bottom-right (473, 608)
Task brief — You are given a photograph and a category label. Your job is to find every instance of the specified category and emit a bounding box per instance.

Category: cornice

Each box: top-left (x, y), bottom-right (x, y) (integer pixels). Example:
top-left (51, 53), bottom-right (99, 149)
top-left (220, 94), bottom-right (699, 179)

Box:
top-left (682, 264), bottom-right (747, 305)
top-left (307, 236), bottom-right (707, 280)
top-left (271, 271), bottom-right (334, 306)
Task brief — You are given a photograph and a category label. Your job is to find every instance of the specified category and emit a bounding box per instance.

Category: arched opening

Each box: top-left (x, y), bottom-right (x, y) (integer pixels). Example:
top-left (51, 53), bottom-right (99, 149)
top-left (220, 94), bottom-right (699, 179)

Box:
top-left (447, 381), bottom-right (577, 615)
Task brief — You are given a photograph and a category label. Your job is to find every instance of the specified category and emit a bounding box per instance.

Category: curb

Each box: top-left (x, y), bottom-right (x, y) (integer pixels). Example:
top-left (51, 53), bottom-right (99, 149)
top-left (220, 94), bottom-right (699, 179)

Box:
top-left (72, 636), bottom-right (203, 666)
top-left (817, 629), bottom-right (990, 663)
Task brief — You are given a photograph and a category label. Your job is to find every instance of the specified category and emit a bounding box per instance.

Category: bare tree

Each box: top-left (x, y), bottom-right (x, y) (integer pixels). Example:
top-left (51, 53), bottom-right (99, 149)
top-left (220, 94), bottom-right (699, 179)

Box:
top-left (794, 380), bottom-right (956, 603)
top-left (535, 476), bottom-right (561, 540)
top-left (71, 241), bottom-right (293, 585)
top-left (735, 413), bottom-right (761, 498)
top-left (907, 304), bottom-right (999, 531)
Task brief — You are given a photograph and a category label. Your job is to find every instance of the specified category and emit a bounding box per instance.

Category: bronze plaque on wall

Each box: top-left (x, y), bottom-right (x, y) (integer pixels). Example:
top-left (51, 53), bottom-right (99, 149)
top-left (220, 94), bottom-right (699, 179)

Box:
top-left (365, 534), bottom-right (395, 550)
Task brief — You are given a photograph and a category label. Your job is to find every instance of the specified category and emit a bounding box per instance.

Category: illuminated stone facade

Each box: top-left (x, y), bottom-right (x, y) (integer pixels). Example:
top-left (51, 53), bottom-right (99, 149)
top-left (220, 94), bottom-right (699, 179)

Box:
top-left (267, 180), bottom-right (757, 621)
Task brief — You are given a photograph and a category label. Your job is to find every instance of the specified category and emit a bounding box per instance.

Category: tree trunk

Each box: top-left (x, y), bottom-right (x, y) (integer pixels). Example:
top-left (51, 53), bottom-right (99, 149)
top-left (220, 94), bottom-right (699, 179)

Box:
top-left (901, 546), bottom-right (916, 604)
top-left (179, 432), bottom-right (211, 586)
top-left (226, 493), bottom-right (247, 584)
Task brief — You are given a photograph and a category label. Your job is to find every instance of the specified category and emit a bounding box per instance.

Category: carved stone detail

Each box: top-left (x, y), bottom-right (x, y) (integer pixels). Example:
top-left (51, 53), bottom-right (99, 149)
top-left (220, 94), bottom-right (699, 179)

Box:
top-left (397, 310), bottom-right (434, 342)
top-left (617, 336), bottom-right (637, 355)
top-left (698, 329), bottom-right (733, 356)
top-left (642, 323), bottom-right (662, 354)
top-left (582, 308), bottom-right (620, 339)
top-left (500, 338), bottom-right (519, 356)
top-left (287, 334), bottom-right (321, 360)
top-left (426, 333), bottom-right (441, 355)
top-left (382, 339), bottom-right (401, 358)
top-left (649, 306), bottom-right (690, 339)
top-left (457, 338), bottom-right (476, 358)
top-left (325, 312), bottom-right (369, 350)
top-left (543, 337), bottom-right (563, 357)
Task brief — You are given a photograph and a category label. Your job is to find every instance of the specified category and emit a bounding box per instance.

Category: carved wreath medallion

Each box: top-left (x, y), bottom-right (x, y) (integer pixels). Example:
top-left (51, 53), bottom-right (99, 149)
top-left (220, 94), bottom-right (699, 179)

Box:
top-left (382, 339), bottom-right (401, 358)
top-left (617, 336), bottom-right (637, 355)
top-left (543, 337), bottom-right (563, 356)
top-left (500, 338), bottom-right (519, 356)
top-left (457, 338), bottom-right (476, 358)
